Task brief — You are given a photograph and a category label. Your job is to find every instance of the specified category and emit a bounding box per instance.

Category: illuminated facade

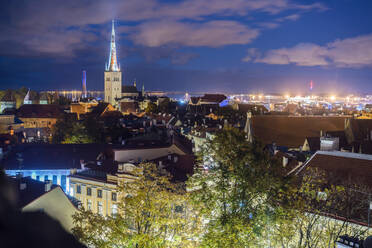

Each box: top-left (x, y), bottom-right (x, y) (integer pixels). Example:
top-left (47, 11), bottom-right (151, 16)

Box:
top-left (104, 20), bottom-right (122, 107)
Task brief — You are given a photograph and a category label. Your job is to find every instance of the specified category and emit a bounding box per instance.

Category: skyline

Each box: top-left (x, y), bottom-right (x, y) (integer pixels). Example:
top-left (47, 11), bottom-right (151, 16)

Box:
top-left (1, 0), bottom-right (372, 94)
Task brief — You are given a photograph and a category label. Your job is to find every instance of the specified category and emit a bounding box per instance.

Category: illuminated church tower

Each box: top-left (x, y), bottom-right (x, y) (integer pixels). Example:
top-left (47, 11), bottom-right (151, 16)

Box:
top-left (104, 20), bottom-right (122, 107)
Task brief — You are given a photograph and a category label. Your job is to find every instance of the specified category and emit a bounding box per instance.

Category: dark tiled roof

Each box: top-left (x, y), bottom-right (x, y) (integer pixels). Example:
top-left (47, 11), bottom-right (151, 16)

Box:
top-left (292, 151), bottom-right (372, 188)
top-left (87, 102), bottom-right (109, 118)
top-left (150, 154), bottom-right (195, 182)
top-left (189, 97), bottom-right (200, 104)
top-left (1, 144), bottom-right (110, 170)
top-left (305, 137), bottom-right (320, 152)
top-left (8, 176), bottom-right (58, 208)
top-left (237, 104), bottom-right (268, 113)
top-left (16, 104), bottom-right (64, 118)
top-left (347, 119), bottom-right (372, 142)
top-left (200, 94), bottom-right (226, 103)
top-left (122, 85), bottom-right (138, 93)
top-left (252, 116), bottom-right (347, 148)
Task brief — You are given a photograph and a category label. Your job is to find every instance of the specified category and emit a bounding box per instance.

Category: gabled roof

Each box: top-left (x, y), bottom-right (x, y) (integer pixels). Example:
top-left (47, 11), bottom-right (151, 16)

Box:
top-left (251, 116), bottom-right (347, 148)
top-left (200, 94), bottom-right (226, 103)
top-left (290, 151), bottom-right (372, 188)
top-left (8, 176), bottom-right (57, 208)
top-left (122, 85), bottom-right (138, 93)
top-left (304, 137), bottom-right (320, 152)
top-left (17, 104), bottom-right (64, 118)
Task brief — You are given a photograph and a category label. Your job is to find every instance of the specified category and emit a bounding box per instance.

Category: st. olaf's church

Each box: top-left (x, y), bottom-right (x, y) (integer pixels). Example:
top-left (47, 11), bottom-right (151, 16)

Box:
top-left (104, 20), bottom-right (143, 108)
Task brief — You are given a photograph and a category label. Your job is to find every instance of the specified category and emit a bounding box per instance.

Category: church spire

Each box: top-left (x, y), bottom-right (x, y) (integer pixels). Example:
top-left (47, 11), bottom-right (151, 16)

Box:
top-left (106, 20), bottom-right (120, 72)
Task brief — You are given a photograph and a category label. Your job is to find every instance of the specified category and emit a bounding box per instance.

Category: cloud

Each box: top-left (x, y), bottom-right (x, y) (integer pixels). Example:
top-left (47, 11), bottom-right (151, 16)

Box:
top-left (131, 21), bottom-right (259, 47)
top-left (132, 46), bottom-right (199, 65)
top-left (248, 34), bottom-right (372, 68)
top-left (276, 13), bottom-right (301, 22)
top-left (0, 0), bottom-right (326, 59)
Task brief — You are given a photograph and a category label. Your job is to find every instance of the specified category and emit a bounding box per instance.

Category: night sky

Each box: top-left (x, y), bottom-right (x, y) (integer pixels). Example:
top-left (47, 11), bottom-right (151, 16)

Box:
top-left (1, 0), bottom-right (372, 94)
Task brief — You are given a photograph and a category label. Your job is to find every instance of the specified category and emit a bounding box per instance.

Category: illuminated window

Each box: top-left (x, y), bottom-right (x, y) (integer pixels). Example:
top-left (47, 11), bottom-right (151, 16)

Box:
top-left (77, 185), bottom-right (81, 194)
top-left (36, 175), bottom-right (40, 181)
top-left (87, 187), bottom-right (91, 196)
top-left (111, 204), bottom-right (118, 216)
top-left (44, 175), bottom-right (48, 181)
top-left (87, 199), bottom-right (92, 210)
top-left (70, 187), bottom-right (74, 197)
top-left (97, 201), bottom-right (103, 215)
top-left (111, 192), bottom-right (117, 201)
top-left (97, 189), bottom-right (102, 198)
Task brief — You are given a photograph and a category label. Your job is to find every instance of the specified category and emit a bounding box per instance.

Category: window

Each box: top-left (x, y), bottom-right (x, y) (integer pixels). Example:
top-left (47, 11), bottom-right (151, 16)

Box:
top-left (111, 192), bottom-right (117, 201)
top-left (87, 187), bottom-right (92, 196)
top-left (77, 185), bottom-right (81, 194)
top-left (36, 175), bottom-right (40, 181)
top-left (87, 199), bottom-right (92, 210)
top-left (111, 204), bottom-right (118, 216)
top-left (70, 187), bottom-right (74, 197)
top-left (97, 189), bottom-right (102, 198)
top-left (52, 175), bottom-right (57, 184)
top-left (44, 175), bottom-right (48, 181)
top-left (97, 201), bottom-right (103, 215)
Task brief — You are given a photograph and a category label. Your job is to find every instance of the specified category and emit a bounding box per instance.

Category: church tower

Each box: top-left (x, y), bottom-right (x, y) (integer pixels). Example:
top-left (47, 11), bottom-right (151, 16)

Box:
top-left (104, 20), bottom-right (122, 107)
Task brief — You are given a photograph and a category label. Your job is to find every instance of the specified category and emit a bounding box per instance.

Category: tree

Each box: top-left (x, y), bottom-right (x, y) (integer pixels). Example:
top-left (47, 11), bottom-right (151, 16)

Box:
top-left (62, 122), bottom-right (95, 144)
top-left (73, 163), bottom-right (202, 248)
top-left (52, 116), bottom-right (96, 144)
top-left (269, 168), bottom-right (372, 248)
top-left (145, 102), bottom-right (157, 114)
top-left (188, 127), bottom-right (293, 247)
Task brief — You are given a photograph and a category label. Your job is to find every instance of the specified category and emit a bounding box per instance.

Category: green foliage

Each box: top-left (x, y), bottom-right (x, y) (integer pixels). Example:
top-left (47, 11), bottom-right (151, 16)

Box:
top-left (62, 122), bottom-right (95, 144)
top-left (52, 115), bottom-right (97, 144)
top-left (188, 127), bottom-right (292, 247)
top-left (145, 102), bottom-right (158, 114)
top-left (73, 163), bottom-right (202, 248)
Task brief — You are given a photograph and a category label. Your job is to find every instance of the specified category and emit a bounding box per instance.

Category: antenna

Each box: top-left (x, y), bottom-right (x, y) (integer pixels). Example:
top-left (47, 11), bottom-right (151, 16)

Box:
top-left (82, 70), bottom-right (87, 98)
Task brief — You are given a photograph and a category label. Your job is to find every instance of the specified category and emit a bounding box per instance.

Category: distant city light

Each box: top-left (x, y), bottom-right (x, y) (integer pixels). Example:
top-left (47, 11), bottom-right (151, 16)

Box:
top-left (330, 95), bottom-right (336, 101)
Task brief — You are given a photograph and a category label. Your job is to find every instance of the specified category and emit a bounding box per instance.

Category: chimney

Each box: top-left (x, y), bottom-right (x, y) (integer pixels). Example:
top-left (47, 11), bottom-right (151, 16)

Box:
top-left (159, 161), bottom-right (162, 167)
top-left (168, 155), bottom-right (172, 160)
top-left (20, 183), bottom-right (27, 190)
top-left (282, 156), bottom-right (288, 167)
top-left (45, 180), bottom-right (52, 192)
top-left (174, 156), bottom-right (178, 163)
top-left (320, 130), bottom-right (323, 137)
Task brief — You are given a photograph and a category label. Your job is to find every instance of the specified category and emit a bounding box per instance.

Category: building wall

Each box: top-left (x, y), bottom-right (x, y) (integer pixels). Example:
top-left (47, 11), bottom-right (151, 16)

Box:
top-left (19, 117), bottom-right (57, 129)
top-left (0, 101), bottom-right (16, 113)
top-left (69, 177), bottom-right (118, 217)
top-left (22, 187), bottom-right (79, 233)
top-left (104, 71), bottom-right (122, 107)
top-left (6, 169), bottom-right (75, 193)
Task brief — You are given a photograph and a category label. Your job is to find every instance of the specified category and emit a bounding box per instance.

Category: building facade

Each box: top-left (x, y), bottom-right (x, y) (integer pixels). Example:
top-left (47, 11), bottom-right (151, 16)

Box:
top-left (104, 20), bottom-right (122, 107)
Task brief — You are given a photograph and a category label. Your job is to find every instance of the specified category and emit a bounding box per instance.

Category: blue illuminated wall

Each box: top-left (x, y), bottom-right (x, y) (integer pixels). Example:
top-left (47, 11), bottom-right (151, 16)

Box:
top-left (5, 169), bottom-right (78, 193)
